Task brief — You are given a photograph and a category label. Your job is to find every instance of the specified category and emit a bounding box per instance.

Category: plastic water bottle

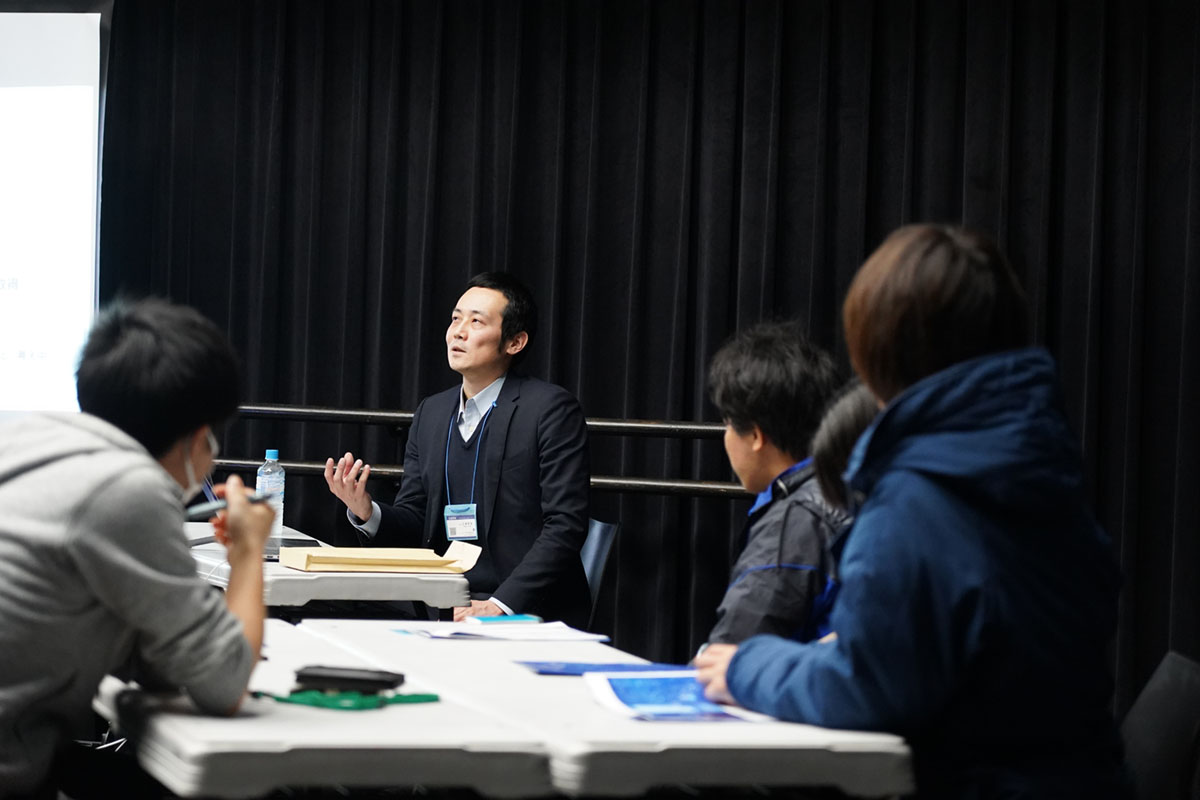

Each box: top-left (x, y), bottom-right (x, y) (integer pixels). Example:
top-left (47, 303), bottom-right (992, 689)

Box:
top-left (255, 449), bottom-right (285, 547)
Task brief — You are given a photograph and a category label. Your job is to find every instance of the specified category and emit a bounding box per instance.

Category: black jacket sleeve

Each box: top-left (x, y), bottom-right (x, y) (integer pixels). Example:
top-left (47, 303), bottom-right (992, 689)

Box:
top-left (490, 388), bottom-right (590, 617)
top-left (374, 397), bottom-right (432, 547)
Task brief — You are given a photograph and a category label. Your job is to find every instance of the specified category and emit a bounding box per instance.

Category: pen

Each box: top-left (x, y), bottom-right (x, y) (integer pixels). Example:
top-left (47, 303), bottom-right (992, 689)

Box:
top-left (186, 493), bottom-right (274, 522)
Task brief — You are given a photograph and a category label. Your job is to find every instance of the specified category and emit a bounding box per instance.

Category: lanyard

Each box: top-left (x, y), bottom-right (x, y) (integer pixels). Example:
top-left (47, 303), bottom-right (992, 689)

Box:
top-left (444, 400), bottom-right (497, 505)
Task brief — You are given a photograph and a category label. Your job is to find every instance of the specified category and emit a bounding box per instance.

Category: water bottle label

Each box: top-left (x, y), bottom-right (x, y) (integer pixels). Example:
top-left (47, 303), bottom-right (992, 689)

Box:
top-left (256, 468), bottom-right (285, 538)
top-left (256, 475), bottom-right (285, 496)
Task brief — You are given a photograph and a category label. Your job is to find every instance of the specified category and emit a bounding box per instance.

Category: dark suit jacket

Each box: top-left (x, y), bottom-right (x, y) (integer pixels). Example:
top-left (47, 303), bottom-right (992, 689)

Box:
top-left (373, 374), bottom-right (592, 628)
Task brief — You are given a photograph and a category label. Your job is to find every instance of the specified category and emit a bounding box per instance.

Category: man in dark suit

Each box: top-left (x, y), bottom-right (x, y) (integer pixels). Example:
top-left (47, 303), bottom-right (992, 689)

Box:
top-left (324, 273), bottom-right (591, 627)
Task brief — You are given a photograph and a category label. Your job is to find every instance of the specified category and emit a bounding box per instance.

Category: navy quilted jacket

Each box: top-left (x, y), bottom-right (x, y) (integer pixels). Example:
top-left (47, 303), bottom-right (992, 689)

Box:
top-left (726, 348), bottom-right (1129, 799)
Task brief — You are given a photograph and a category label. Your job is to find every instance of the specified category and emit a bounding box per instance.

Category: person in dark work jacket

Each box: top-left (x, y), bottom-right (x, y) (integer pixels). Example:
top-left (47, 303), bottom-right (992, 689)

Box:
top-left (697, 225), bottom-right (1130, 799)
top-left (702, 321), bottom-right (844, 647)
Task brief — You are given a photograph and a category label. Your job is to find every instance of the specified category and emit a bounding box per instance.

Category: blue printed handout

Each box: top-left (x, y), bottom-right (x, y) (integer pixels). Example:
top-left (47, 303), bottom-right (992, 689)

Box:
top-left (585, 670), bottom-right (752, 721)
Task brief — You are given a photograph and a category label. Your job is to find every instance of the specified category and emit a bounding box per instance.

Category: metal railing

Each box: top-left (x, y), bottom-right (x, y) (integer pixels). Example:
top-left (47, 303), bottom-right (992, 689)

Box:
top-left (217, 404), bottom-right (751, 500)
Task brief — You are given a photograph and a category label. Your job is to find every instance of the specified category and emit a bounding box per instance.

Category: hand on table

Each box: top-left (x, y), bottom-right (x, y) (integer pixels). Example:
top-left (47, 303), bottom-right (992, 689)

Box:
top-left (210, 474), bottom-right (274, 562)
top-left (324, 451), bottom-right (374, 521)
top-left (694, 643), bottom-right (739, 705)
top-left (454, 599), bottom-right (504, 622)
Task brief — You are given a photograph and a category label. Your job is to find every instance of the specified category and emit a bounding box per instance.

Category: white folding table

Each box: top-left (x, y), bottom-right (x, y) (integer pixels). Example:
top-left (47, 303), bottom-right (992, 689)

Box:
top-left (186, 523), bottom-right (470, 609)
top-left (94, 620), bottom-right (553, 799)
top-left (300, 619), bottom-right (914, 797)
top-left (95, 618), bottom-right (913, 798)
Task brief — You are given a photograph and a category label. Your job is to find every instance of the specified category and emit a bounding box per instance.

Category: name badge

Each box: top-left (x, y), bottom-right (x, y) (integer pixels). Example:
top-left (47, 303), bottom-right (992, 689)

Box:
top-left (443, 503), bottom-right (479, 541)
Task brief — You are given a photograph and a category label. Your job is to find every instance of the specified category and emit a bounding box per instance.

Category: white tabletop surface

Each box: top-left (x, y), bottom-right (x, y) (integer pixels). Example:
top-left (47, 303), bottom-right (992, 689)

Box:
top-left (94, 619), bottom-right (553, 798)
top-left (96, 617), bottom-right (912, 798)
top-left (300, 618), bottom-right (914, 797)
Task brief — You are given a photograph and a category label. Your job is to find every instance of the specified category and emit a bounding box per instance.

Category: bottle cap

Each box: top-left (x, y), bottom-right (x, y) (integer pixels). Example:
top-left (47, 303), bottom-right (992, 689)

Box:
top-left (265, 449), bottom-right (279, 460)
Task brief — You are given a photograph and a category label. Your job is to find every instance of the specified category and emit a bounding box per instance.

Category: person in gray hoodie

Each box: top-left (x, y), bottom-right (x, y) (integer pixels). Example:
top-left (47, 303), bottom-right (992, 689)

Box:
top-left (0, 298), bottom-right (274, 798)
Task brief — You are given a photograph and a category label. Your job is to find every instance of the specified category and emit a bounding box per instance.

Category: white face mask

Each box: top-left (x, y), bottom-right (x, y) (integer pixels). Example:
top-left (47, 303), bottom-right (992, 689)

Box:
top-left (181, 429), bottom-right (219, 503)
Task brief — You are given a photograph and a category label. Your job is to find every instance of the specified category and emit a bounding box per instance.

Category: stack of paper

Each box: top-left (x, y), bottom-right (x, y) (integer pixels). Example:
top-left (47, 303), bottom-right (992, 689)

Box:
top-left (280, 541), bottom-right (481, 574)
top-left (415, 620), bottom-right (609, 642)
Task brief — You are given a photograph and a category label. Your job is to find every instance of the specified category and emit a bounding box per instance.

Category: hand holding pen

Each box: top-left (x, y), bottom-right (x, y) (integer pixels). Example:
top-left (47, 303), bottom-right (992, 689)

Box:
top-left (205, 475), bottom-right (274, 559)
top-left (186, 488), bottom-right (274, 522)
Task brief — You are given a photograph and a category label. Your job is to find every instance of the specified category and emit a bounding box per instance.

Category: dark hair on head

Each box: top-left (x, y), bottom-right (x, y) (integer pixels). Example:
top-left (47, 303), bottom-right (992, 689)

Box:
top-left (466, 272), bottom-right (538, 366)
top-left (76, 298), bottom-right (242, 457)
top-left (843, 224), bottom-right (1030, 403)
top-left (811, 380), bottom-right (879, 510)
top-left (707, 320), bottom-right (841, 460)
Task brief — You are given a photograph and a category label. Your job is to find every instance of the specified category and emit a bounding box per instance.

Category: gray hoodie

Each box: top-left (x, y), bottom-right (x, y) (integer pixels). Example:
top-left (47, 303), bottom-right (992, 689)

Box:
top-left (0, 412), bottom-right (251, 794)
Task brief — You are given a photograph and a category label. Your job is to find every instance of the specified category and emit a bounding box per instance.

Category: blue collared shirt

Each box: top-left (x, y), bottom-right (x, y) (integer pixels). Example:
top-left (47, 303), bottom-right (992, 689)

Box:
top-left (457, 375), bottom-right (506, 441)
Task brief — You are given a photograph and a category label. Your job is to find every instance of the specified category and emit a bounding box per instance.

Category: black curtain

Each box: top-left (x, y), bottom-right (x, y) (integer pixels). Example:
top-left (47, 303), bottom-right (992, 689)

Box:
top-left (99, 0), bottom-right (1200, 712)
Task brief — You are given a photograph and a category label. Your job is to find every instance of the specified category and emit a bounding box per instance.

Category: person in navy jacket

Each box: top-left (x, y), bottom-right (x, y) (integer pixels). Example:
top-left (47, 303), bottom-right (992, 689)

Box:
top-left (697, 225), bottom-right (1130, 799)
top-left (325, 273), bottom-right (591, 627)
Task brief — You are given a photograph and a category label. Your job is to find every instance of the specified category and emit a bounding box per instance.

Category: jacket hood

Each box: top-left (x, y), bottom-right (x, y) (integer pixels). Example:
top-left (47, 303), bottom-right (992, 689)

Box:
top-left (845, 348), bottom-right (1084, 513)
top-left (0, 412), bottom-right (159, 486)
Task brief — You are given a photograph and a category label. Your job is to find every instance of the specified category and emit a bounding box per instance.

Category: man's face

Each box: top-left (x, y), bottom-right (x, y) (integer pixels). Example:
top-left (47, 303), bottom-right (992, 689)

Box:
top-left (446, 286), bottom-right (512, 377)
top-left (723, 422), bottom-right (768, 494)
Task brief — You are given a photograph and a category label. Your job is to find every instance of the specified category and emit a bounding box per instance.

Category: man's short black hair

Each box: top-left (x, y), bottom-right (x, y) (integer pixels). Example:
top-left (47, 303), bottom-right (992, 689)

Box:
top-left (76, 298), bottom-right (242, 457)
top-left (466, 272), bottom-right (538, 365)
top-left (708, 321), bottom-right (841, 461)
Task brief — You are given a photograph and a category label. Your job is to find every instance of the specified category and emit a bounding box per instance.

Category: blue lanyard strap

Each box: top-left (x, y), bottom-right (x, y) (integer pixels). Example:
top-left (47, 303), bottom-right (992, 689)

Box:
top-left (444, 400), bottom-right (497, 505)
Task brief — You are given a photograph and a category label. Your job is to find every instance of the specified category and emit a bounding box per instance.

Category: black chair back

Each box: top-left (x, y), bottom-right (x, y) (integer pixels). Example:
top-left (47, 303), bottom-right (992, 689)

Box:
top-left (1121, 651), bottom-right (1200, 800)
top-left (580, 519), bottom-right (619, 626)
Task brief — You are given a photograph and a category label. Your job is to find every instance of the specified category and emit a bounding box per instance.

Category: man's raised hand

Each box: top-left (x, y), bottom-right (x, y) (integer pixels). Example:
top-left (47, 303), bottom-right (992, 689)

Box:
top-left (324, 451), bottom-right (374, 521)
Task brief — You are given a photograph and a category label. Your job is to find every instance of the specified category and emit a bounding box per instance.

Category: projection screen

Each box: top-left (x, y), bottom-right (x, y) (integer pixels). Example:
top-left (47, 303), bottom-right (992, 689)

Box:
top-left (0, 11), bottom-right (100, 413)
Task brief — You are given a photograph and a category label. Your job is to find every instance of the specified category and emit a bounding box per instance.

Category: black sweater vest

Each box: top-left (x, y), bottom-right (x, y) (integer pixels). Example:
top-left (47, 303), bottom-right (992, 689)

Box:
top-left (445, 416), bottom-right (499, 595)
